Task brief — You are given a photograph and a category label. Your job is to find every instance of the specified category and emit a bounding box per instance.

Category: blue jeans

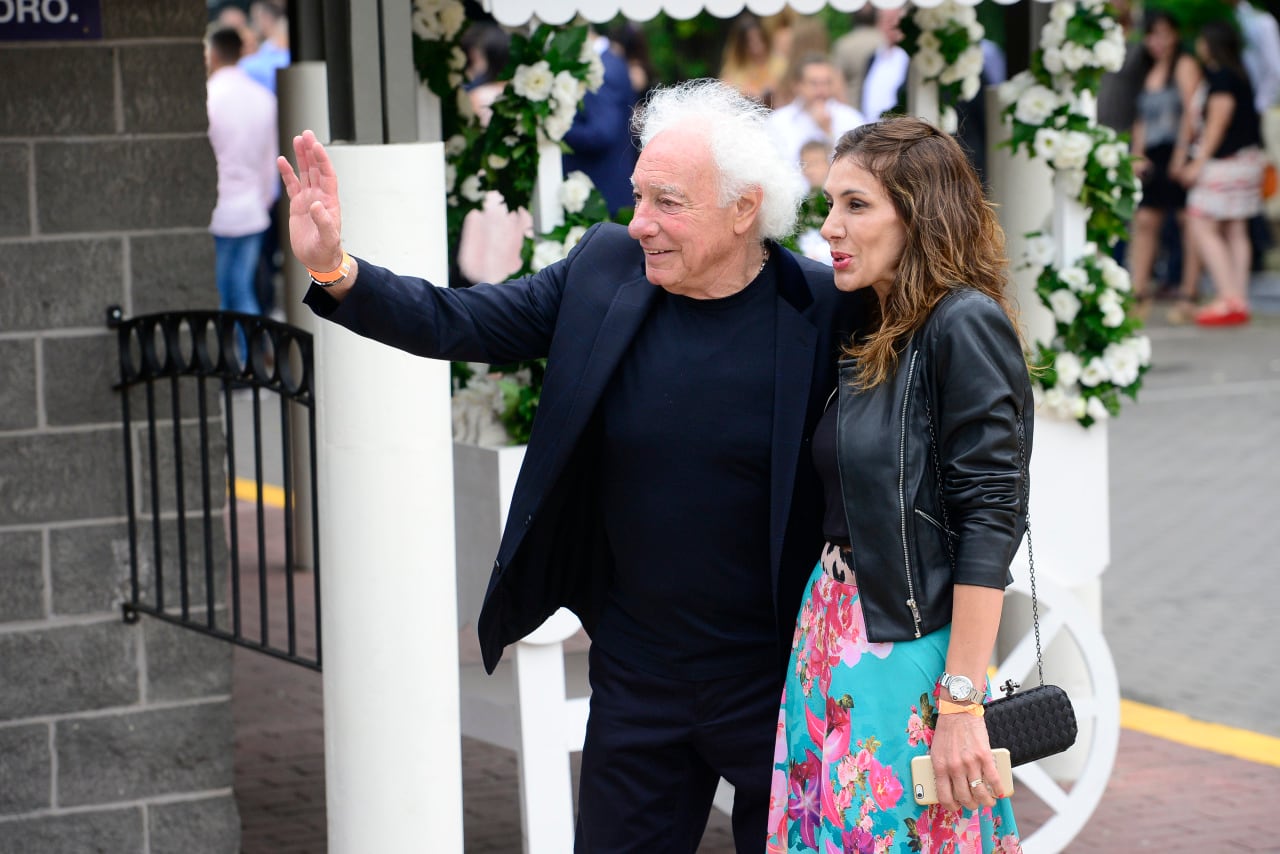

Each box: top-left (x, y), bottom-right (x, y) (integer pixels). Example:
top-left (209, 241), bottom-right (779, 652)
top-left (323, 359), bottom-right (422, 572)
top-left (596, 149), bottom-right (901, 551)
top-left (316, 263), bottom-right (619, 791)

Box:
top-left (214, 232), bottom-right (265, 315)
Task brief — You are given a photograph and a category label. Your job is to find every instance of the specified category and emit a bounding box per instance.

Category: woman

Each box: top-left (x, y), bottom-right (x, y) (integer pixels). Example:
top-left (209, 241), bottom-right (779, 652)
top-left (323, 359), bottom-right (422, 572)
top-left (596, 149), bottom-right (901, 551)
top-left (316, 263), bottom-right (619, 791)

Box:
top-left (1127, 10), bottom-right (1203, 323)
top-left (1173, 20), bottom-right (1265, 326)
top-left (719, 13), bottom-right (781, 106)
top-left (768, 118), bottom-right (1030, 853)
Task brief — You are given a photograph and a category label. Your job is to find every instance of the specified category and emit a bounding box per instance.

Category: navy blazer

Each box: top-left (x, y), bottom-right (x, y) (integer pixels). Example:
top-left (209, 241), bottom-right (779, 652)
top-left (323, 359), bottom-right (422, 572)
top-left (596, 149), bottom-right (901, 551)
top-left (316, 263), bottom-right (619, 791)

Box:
top-left (306, 223), bottom-right (873, 674)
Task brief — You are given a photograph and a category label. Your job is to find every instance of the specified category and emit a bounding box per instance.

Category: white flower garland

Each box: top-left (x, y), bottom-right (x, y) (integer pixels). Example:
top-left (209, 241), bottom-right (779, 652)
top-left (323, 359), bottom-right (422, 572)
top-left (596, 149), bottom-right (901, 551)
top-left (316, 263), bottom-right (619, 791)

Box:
top-left (908, 1), bottom-right (986, 134)
top-left (411, 9), bottom-right (610, 445)
top-left (529, 171), bottom-right (597, 272)
top-left (999, 0), bottom-right (1149, 427)
top-left (412, 8), bottom-right (604, 229)
top-left (412, 0), bottom-right (466, 43)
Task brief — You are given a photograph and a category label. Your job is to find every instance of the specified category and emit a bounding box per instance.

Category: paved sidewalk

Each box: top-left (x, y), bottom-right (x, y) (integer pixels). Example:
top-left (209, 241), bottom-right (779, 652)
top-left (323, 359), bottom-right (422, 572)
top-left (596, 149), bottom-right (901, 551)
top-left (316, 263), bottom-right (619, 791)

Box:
top-left (235, 645), bottom-right (1280, 853)
top-left (232, 300), bottom-right (1280, 852)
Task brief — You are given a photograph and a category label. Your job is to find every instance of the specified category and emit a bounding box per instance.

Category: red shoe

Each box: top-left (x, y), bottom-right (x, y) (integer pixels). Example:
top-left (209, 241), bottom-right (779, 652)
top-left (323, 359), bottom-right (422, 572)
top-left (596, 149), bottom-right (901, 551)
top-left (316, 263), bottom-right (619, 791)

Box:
top-left (1194, 302), bottom-right (1251, 326)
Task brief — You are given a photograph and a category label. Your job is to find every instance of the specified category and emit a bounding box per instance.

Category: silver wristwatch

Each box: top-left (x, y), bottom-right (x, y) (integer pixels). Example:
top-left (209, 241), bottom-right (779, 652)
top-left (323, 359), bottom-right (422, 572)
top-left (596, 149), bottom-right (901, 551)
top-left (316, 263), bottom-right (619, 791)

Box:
top-left (940, 672), bottom-right (984, 704)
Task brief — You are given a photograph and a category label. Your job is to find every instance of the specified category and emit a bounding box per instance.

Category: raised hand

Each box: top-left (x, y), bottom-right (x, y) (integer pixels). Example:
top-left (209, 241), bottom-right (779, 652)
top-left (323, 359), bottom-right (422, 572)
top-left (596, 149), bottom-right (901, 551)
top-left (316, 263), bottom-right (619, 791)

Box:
top-left (805, 99), bottom-right (833, 136)
top-left (277, 130), bottom-right (344, 273)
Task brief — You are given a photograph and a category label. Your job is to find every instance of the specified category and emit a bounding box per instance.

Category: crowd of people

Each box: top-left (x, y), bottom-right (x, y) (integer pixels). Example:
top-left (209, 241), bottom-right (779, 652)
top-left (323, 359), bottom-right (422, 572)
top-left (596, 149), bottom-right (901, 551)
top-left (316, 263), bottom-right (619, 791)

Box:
top-left (710, 8), bottom-right (1012, 267)
top-left (202, 4), bottom-right (1280, 329)
top-left (1099, 0), bottom-right (1280, 327)
top-left (708, 5), bottom-right (1280, 328)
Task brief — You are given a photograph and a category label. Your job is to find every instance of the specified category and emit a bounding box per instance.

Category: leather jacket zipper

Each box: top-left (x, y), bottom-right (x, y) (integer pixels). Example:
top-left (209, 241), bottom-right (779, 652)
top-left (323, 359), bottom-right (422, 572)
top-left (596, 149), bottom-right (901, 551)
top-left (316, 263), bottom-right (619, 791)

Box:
top-left (899, 348), bottom-right (923, 637)
top-left (834, 373), bottom-right (858, 580)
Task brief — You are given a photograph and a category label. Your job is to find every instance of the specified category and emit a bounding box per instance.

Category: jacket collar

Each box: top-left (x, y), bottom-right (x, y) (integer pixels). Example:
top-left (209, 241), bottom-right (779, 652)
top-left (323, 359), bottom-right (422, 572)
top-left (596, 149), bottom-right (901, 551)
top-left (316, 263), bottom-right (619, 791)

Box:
top-left (515, 270), bottom-right (656, 492)
top-left (772, 240), bottom-right (816, 315)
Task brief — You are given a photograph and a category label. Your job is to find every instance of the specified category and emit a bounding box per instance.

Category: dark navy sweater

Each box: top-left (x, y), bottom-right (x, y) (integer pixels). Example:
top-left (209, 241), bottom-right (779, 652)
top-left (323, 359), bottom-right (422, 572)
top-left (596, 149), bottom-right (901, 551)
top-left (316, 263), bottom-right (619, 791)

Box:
top-left (592, 261), bottom-right (779, 680)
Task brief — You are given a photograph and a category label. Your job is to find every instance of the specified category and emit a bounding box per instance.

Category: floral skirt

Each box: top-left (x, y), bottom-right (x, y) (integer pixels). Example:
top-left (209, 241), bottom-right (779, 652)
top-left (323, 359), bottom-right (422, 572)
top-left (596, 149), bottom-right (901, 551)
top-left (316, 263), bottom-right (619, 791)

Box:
top-left (768, 546), bottom-right (1022, 854)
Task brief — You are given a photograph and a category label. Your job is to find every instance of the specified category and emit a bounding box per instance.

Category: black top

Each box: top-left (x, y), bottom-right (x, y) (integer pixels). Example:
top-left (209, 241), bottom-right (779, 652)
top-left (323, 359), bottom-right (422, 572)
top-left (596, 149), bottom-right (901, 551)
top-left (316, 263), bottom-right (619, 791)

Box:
top-left (1205, 68), bottom-right (1262, 159)
top-left (592, 260), bottom-right (778, 680)
top-left (812, 397), bottom-right (850, 545)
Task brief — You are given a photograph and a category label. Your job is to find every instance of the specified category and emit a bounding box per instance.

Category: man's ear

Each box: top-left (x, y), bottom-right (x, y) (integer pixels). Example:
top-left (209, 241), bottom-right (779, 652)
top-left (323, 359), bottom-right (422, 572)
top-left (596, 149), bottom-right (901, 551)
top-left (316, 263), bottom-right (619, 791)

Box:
top-left (733, 186), bottom-right (764, 235)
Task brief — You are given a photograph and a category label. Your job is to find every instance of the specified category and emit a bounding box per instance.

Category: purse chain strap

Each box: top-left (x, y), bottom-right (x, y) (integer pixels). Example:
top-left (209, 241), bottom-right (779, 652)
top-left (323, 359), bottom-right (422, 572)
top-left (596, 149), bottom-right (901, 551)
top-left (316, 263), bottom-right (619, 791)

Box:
top-left (924, 395), bottom-right (1044, 688)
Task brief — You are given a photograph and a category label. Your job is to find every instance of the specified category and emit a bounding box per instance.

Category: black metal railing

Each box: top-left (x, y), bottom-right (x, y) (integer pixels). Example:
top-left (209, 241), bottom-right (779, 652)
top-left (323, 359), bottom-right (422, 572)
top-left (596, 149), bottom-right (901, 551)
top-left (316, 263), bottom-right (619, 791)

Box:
top-left (109, 306), bottom-right (321, 670)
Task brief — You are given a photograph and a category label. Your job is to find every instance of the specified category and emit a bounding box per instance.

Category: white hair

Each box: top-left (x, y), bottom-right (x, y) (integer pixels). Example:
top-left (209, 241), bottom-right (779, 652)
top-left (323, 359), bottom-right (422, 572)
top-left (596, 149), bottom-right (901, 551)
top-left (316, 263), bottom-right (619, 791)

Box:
top-left (632, 78), bottom-right (806, 241)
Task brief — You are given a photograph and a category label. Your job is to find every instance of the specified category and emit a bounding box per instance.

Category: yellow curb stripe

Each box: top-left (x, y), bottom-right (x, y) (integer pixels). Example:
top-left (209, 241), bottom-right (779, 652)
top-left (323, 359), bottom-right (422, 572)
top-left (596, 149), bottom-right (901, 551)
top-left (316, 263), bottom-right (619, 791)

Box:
top-left (232, 477), bottom-right (286, 509)
top-left (1121, 698), bottom-right (1280, 768)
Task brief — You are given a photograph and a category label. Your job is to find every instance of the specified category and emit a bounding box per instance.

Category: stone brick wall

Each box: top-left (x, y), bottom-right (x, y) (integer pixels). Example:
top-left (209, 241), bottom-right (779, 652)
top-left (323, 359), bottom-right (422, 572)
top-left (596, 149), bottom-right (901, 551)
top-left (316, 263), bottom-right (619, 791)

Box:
top-left (0, 3), bottom-right (239, 851)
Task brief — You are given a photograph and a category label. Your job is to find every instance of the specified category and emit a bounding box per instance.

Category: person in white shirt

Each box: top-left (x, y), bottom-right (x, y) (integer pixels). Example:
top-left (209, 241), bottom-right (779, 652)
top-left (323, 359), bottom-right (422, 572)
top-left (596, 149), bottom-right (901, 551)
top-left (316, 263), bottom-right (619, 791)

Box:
top-left (767, 55), bottom-right (865, 167)
top-left (861, 7), bottom-right (909, 122)
top-left (239, 0), bottom-right (290, 94)
top-left (1231, 0), bottom-right (1280, 113)
top-left (205, 26), bottom-right (278, 317)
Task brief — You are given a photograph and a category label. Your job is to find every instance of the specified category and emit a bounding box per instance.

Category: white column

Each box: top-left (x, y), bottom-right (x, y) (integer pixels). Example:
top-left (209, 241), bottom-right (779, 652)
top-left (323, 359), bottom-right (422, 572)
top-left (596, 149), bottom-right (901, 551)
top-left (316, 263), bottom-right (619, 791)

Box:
top-left (1039, 92), bottom-right (1105, 781)
top-left (906, 62), bottom-right (940, 126)
top-left (987, 83), bottom-right (1107, 784)
top-left (987, 116), bottom-right (1054, 343)
top-left (417, 84), bottom-right (443, 142)
top-left (317, 142), bottom-right (463, 852)
top-left (532, 141), bottom-right (565, 233)
top-left (276, 61), bottom-right (331, 572)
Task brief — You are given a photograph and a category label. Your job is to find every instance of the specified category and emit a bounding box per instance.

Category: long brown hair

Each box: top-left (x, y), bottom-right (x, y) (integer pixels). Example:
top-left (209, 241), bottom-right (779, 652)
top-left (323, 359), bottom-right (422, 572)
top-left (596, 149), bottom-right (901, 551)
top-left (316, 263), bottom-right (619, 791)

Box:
top-left (832, 117), bottom-right (1022, 388)
top-left (720, 13), bottom-right (770, 78)
top-left (1198, 19), bottom-right (1247, 79)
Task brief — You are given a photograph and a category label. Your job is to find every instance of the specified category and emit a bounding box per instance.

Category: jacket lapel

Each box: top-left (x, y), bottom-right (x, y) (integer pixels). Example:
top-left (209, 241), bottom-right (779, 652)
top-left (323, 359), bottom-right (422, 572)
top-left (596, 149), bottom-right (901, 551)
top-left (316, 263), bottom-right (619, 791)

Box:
top-left (769, 252), bottom-right (820, 590)
top-left (512, 272), bottom-right (657, 498)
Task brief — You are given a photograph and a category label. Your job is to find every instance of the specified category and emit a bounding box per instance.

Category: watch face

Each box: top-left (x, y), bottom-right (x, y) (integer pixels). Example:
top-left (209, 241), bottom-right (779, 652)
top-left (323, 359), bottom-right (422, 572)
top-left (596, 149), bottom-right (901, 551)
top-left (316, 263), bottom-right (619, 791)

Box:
top-left (947, 675), bottom-right (974, 701)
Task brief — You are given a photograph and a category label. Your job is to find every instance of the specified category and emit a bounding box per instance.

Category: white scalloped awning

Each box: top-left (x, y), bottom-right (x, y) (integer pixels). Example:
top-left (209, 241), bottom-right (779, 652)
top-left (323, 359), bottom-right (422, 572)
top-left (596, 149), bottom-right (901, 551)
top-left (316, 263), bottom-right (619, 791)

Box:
top-left (484, 0), bottom-right (1052, 26)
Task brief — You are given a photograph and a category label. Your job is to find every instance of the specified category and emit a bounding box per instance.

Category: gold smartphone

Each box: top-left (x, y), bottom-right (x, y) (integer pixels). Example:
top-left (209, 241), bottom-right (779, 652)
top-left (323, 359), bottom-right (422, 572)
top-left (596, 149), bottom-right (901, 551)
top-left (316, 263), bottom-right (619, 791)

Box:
top-left (911, 748), bottom-right (1014, 805)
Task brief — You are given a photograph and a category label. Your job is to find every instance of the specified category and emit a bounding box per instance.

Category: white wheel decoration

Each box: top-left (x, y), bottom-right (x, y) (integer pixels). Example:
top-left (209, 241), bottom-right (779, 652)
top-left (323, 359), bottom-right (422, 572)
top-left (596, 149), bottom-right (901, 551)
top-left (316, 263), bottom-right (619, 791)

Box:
top-left (996, 575), bottom-right (1120, 854)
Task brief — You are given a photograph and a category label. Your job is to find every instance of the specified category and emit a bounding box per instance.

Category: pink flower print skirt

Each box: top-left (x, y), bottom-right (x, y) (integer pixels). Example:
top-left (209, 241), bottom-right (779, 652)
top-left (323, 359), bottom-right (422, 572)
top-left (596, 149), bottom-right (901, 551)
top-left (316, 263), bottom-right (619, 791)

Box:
top-left (767, 546), bottom-right (1023, 853)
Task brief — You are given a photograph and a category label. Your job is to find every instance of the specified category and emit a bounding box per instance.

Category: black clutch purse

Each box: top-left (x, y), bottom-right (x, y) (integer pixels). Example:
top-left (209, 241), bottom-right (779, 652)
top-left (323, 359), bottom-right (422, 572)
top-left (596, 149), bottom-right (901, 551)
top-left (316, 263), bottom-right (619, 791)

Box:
top-left (984, 682), bottom-right (1078, 767)
top-left (926, 398), bottom-right (1078, 768)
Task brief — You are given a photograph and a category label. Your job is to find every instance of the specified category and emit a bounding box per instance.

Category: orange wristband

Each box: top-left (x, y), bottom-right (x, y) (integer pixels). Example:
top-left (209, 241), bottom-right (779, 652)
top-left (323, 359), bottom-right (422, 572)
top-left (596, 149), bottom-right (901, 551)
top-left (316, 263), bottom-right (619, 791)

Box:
top-left (937, 699), bottom-right (985, 717)
top-left (307, 251), bottom-right (352, 286)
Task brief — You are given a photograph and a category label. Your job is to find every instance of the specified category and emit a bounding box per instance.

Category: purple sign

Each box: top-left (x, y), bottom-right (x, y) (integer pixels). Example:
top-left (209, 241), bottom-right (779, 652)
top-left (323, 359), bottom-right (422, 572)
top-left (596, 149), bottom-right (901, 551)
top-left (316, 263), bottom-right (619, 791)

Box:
top-left (0, 0), bottom-right (102, 41)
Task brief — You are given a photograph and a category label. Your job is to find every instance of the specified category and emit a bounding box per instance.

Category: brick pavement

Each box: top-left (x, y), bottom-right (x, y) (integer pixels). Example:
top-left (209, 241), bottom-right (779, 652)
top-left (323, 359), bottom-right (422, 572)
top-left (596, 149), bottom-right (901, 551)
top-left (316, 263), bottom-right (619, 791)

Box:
top-left (235, 637), bottom-right (1280, 853)
top-left (232, 299), bottom-right (1280, 853)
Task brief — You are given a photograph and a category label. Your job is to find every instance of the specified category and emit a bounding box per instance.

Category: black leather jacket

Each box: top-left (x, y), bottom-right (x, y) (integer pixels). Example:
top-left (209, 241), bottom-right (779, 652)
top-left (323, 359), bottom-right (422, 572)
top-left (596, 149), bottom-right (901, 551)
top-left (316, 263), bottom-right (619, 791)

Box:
top-left (835, 289), bottom-right (1033, 643)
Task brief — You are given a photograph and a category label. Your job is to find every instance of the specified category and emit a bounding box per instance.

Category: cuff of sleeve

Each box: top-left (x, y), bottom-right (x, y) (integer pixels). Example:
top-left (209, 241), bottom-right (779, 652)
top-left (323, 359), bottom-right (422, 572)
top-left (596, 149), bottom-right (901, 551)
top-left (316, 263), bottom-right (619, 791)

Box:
top-left (303, 282), bottom-right (342, 317)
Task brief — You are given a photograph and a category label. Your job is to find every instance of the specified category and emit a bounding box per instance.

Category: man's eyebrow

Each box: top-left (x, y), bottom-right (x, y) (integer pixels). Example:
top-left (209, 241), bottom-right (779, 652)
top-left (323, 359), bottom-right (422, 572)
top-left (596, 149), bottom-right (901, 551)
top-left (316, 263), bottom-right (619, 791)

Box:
top-left (632, 181), bottom-right (688, 200)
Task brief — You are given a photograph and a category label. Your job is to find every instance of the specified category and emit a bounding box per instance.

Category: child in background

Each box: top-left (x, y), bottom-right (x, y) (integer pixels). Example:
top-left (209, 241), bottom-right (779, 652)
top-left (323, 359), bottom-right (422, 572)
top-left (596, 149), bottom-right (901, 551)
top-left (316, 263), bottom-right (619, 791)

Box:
top-left (797, 139), bottom-right (834, 265)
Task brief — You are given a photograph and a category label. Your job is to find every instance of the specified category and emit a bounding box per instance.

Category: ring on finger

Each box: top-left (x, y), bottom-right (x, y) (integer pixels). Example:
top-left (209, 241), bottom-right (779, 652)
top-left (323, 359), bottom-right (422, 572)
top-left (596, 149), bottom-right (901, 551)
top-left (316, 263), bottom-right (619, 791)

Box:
top-left (969, 778), bottom-right (985, 789)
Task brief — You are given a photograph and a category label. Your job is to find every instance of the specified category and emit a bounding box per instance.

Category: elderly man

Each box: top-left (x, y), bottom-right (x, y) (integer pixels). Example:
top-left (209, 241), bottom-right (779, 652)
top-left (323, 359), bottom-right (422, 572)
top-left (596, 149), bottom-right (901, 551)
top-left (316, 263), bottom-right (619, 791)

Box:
top-left (279, 79), bottom-right (870, 852)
